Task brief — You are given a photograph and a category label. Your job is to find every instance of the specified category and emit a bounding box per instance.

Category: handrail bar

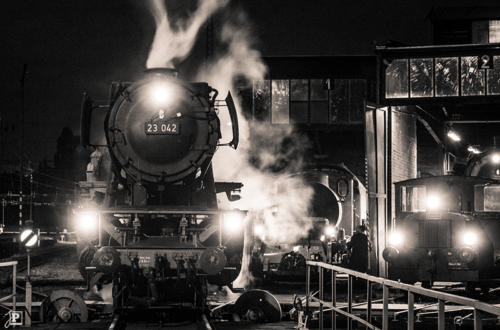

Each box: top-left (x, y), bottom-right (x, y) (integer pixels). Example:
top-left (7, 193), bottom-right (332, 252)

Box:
top-left (0, 261), bottom-right (18, 314)
top-left (306, 260), bottom-right (500, 330)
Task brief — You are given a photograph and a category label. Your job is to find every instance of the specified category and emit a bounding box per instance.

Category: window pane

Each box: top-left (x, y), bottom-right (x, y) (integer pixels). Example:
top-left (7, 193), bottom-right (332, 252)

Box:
top-left (435, 57), bottom-right (459, 97)
top-left (253, 80), bottom-right (270, 122)
top-left (310, 102), bottom-right (328, 123)
top-left (487, 56), bottom-right (500, 95)
top-left (290, 102), bottom-right (308, 123)
top-left (461, 56), bottom-right (485, 96)
top-left (386, 59), bottom-right (408, 98)
top-left (489, 20), bottom-right (500, 43)
top-left (349, 79), bottom-right (367, 123)
top-left (310, 79), bottom-right (328, 101)
top-left (484, 186), bottom-right (500, 211)
top-left (329, 79), bottom-right (348, 123)
top-left (291, 79), bottom-right (308, 101)
top-left (410, 58), bottom-right (433, 97)
top-left (271, 80), bottom-right (289, 124)
top-left (402, 186), bottom-right (427, 212)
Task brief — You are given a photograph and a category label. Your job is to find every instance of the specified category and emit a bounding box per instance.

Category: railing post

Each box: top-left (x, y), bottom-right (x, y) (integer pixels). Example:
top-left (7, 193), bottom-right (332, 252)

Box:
top-left (383, 284), bottom-right (389, 330)
top-left (407, 290), bottom-right (414, 330)
top-left (474, 309), bottom-right (482, 330)
top-left (25, 281), bottom-right (32, 326)
top-left (438, 299), bottom-right (445, 330)
top-left (319, 266), bottom-right (323, 330)
top-left (13, 263), bottom-right (17, 315)
top-left (366, 280), bottom-right (372, 330)
top-left (306, 264), bottom-right (310, 315)
top-left (348, 275), bottom-right (353, 330)
top-left (332, 270), bottom-right (336, 330)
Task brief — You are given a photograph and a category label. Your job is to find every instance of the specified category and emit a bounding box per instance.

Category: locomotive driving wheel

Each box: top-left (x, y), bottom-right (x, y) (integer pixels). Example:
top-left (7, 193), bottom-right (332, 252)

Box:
top-left (233, 289), bottom-right (282, 323)
top-left (40, 290), bottom-right (88, 323)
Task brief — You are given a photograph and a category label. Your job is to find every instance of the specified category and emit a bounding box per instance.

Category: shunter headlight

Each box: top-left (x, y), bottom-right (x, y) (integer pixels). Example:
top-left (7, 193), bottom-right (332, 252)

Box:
top-left (427, 195), bottom-right (440, 209)
top-left (389, 232), bottom-right (403, 246)
top-left (463, 232), bottom-right (477, 246)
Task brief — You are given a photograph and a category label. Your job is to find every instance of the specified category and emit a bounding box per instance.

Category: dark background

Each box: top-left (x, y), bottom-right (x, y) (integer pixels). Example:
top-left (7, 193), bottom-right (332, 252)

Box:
top-left (1, 0), bottom-right (499, 169)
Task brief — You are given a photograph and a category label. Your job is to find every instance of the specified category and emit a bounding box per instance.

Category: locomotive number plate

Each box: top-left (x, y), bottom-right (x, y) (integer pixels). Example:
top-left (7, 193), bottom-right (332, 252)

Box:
top-left (145, 122), bottom-right (179, 135)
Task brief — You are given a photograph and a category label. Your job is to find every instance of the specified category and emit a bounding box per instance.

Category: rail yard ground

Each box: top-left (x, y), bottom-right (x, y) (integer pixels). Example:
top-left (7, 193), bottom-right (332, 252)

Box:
top-left (2, 243), bottom-right (500, 329)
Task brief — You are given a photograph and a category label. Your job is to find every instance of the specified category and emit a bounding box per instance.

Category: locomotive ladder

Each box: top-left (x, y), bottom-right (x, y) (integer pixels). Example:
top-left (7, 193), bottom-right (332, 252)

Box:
top-left (306, 261), bottom-right (500, 330)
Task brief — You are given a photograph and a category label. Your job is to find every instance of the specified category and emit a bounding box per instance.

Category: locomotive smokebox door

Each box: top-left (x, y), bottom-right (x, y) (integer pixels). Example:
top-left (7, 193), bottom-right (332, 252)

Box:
top-left (107, 69), bottom-right (220, 183)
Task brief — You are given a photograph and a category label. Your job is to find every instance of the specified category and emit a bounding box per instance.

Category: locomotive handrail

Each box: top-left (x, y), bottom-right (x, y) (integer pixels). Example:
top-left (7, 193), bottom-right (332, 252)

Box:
top-left (306, 260), bottom-right (500, 330)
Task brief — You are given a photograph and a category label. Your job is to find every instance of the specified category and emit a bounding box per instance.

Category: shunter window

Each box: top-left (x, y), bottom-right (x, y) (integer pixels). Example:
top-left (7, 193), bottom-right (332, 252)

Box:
top-left (484, 186), bottom-right (500, 211)
top-left (401, 186), bottom-right (427, 212)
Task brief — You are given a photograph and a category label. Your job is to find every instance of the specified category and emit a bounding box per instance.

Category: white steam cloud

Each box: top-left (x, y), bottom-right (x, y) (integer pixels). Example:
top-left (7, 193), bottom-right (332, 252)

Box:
top-left (145, 0), bottom-right (229, 68)
top-left (144, 0), bottom-right (315, 289)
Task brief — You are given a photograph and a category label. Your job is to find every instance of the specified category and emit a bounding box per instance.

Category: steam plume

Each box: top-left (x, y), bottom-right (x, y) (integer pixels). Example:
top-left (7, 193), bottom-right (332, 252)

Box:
top-left (145, 0), bottom-right (229, 68)
top-left (144, 0), bottom-right (315, 289)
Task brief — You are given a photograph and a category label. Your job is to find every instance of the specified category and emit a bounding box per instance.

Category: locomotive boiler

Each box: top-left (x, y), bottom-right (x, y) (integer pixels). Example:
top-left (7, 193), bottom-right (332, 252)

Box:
top-left (383, 147), bottom-right (500, 293)
top-left (76, 68), bottom-right (246, 312)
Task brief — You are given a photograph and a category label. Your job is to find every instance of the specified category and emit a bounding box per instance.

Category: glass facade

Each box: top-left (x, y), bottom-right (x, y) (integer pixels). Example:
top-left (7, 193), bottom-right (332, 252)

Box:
top-left (385, 55), bottom-right (500, 99)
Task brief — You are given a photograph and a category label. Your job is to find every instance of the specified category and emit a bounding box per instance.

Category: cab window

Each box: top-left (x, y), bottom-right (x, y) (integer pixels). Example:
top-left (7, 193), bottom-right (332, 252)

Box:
top-left (401, 186), bottom-right (427, 212)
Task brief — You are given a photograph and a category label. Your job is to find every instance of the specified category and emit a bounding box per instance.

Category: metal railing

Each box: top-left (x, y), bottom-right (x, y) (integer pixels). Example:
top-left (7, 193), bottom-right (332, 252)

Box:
top-left (0, 261), bottom-right (18, 318)
top-left (306, 261), bottom-right (500, 330)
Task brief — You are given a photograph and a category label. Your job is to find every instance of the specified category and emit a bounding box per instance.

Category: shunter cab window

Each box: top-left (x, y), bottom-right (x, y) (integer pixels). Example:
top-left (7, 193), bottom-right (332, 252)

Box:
top-left (401, 186), bottom-right (427, 212)
top-left (484, 186), bottom-right (500, 211)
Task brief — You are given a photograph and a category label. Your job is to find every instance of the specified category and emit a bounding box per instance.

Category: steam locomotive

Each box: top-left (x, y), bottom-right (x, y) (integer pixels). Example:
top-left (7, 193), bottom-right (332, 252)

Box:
top-left (383, 147), bottom-right (500, 293)
top-left (76, 68), bottom-right (246, 312)
top-left (251, 164), bottom-right (368, 283)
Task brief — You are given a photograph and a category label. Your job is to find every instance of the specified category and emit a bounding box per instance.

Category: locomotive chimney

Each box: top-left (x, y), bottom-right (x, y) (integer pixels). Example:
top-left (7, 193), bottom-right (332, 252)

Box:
top-left (144, 68), bottom-right (179, 79)
top-left (494, 136), bottom-right (500, 147)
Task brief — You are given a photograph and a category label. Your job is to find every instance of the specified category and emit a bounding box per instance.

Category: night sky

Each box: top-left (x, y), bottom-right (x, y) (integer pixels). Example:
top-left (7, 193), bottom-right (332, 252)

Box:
top-left (1, 0), bottom-right (499, 170)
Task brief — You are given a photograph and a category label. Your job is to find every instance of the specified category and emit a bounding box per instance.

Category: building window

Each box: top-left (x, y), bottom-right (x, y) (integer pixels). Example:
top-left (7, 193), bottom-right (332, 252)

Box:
top-left (253, 79), bottom-right (367, 124)
top-left (461, 56), bottom-right (485, 96)
top-left (410, 58), bottom-right (433, 98)
top-left (435, 57), bottom-right (459, 97)
top-left (490, 21), bottom-right (500, 43)
top-left (385, 55), bottom-right (500, 99)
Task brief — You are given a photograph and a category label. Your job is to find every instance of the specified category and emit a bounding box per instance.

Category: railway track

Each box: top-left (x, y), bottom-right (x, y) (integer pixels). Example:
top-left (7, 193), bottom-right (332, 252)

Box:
top-left (0, 242), bottom-right (76, 285)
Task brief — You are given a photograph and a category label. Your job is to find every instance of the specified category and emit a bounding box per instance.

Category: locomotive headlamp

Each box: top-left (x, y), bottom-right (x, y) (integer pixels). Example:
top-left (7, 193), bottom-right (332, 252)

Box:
top-left (223, 213), bottom-right (243, 232)
top-left (254, 224), bottom-right (265, 236)
top-left (325, 225), bottom-right (335, 236)
top-left (151, 83), bottom-right (172, 103)
top-left (78, 212), bottom-right (97, 232)
top-left (389, 232), bottom-right (403, 246)
top-left (427, 195), bottom-right (440, 209)
top-left (463, 232), bottom-right (477, 246)
top-left (493, 154), bottom-right (500, 163)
